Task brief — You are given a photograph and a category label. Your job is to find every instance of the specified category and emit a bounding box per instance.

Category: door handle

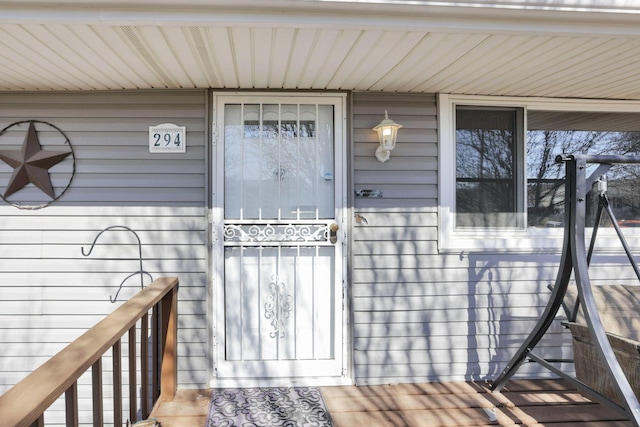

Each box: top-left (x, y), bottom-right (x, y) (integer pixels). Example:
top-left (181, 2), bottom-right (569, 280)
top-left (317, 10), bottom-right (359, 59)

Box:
top-left (329, 223), bottom-right (339, 244)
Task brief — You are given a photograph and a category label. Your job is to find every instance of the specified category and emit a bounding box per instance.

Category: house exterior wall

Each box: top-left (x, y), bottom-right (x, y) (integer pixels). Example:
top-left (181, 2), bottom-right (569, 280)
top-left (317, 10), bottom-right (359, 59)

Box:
top-left (0, 90), bottom-right (210, 422)
top-left (3, 89), bottom-right (639, 415)
top-left (350, 92), bottom-right (575, 385)
top-left (0, 89), bottom-right (574, 395)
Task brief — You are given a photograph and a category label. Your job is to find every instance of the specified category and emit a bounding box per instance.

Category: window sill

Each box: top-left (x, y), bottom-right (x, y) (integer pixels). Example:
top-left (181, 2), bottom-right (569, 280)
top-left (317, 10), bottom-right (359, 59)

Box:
top-left (438, 227), bottom-right (640, 254)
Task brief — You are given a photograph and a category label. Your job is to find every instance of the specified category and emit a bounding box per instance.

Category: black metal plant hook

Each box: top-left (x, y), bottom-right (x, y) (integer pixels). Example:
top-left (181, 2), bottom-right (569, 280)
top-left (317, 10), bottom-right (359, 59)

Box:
top-left (81, 225), bottom-right (153, 303)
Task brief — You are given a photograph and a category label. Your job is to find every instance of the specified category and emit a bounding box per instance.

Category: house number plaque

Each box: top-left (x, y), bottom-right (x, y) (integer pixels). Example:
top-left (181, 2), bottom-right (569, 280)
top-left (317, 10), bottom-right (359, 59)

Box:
top-left (149, 123), bottom-right (186, 153)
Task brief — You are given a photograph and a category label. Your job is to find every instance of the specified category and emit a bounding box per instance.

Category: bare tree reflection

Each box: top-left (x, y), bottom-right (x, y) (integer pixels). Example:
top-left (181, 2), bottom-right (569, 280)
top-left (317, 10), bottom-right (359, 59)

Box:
top-left (455, 108), bottom-right (640, 228)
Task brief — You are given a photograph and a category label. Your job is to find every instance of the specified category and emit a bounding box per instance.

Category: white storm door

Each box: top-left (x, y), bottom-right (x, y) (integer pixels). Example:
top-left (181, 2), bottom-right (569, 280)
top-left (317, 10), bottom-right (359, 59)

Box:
top-left (214, 95), bottom-right (346, 381)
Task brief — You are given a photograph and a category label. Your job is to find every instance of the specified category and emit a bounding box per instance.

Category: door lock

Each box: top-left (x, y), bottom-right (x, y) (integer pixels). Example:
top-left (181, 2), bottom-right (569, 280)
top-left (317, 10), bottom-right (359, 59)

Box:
top-left (329, 223), bottom-right (339, 244)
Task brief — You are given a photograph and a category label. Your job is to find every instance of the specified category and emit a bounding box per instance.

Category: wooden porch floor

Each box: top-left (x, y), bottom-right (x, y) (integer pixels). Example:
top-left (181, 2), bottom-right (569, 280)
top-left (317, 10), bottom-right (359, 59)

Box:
top-left (151, 379), bottom-right (632, 427)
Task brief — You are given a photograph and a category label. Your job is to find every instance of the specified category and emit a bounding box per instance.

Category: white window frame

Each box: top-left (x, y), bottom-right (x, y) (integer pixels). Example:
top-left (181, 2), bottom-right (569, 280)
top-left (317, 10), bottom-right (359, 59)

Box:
top-left (438, 93), bottom-right (640, 252)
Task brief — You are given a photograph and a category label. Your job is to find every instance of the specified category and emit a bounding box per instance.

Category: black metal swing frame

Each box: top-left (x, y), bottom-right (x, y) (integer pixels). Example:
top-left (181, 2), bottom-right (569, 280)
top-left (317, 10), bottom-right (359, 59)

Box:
top-left (491, 154), bottom-right (640, 426)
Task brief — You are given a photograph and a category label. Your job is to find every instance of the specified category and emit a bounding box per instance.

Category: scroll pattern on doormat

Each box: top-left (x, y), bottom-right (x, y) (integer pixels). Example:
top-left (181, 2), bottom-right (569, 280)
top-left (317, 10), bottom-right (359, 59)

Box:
top-left (206, 387), bottom-right (334, 427)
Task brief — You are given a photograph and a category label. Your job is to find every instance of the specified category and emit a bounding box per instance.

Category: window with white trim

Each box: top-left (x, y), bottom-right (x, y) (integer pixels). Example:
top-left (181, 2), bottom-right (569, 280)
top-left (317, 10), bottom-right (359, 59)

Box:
top-left (438, 94), bottom-right (640, 252)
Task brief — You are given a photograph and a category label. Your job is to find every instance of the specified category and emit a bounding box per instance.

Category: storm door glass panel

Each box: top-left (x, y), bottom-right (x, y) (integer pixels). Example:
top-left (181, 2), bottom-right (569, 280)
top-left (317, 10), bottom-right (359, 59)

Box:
top-left (224, 103), bottom-right (335, 220)
top-left (223, 104), bottom-right (243, 220)
top-left (316, 105), bottom-right (335, 219)
top-left (455, 106), bottom-right (523, 228)
top-left (279, 104), bottom-right (298, 220)
top-left (261, 104), bottom-right (280, 219)
top-left (224, 104), bottom-right (263, 219)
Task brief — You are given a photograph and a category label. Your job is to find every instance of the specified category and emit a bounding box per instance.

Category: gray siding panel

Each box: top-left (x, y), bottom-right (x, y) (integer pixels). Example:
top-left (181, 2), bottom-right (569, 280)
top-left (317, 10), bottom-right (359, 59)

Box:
top-left (0, 90), bottom-right (209, 413)
top-left (351, 92), bottom-right (571, 385)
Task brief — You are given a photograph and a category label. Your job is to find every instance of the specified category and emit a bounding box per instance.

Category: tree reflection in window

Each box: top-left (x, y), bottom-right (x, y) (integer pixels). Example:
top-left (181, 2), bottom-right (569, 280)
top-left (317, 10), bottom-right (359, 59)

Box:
top-left (244, 120), bottom-right (316, 138)
top-left (527, 111), bottom-right (640, 228)
top-left (455, 107), bottom-right (640, 229)
top-left (455, 107), bottom-right (522, 228)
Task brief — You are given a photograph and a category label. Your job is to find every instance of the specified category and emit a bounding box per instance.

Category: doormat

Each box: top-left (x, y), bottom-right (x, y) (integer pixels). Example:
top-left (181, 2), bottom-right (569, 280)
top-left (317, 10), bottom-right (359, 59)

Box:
top-left (206, 387), bottom-right (334, 427)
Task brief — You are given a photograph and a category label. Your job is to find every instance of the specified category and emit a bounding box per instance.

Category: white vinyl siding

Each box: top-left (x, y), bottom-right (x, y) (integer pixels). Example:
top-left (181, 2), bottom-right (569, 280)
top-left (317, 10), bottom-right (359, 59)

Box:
top-left (0, 90), bottom-right (209, 423)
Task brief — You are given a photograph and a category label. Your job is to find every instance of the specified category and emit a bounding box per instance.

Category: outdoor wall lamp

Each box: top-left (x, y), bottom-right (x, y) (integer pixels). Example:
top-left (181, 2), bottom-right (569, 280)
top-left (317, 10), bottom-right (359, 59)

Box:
top-left (373, 110), bottom-right (402, 163)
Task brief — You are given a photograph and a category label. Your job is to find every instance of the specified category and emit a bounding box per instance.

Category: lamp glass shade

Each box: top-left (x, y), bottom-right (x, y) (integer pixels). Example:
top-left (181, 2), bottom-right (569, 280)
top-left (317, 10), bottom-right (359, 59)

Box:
top-left (372, 111), bottom-right (402, 161)
top-left (377, 126), bottom-right (398, 150)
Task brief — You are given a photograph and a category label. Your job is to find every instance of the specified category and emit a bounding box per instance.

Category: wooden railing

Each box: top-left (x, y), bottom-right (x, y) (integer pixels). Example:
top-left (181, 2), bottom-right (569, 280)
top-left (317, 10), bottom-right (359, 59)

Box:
top-left (0, 277), bottom-right (179, 427)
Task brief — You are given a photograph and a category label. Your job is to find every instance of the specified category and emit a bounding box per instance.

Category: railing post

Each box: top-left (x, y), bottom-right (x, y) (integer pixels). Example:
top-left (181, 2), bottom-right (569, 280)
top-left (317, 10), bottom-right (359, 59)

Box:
top-left (113, 341), bottom-right (122, 427)
top-left (141, 313), bottom-right (149, 417)
top-left (65, 382), bottom-right (79, 427)
top-left (91, 360), bottom-right (103, 427)
top-left (128, 326), bottom-right (137, 422)
top-left (152, 305), bottom-right (160, 400)
top-left (160, 285), bottom-right (178, 401)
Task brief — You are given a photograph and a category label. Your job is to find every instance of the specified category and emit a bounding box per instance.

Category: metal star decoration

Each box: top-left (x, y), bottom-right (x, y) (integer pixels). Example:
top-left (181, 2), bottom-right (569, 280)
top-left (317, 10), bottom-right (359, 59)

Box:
top-left (0, 121), bottom-right (72, 198)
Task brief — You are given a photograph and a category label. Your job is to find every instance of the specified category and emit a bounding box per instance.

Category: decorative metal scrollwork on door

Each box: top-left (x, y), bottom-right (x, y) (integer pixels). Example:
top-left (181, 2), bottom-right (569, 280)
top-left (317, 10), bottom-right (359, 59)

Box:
top-left (264, 275), bottom-right (293, 339)
top-left (224, 223), bottom-right (328, 243)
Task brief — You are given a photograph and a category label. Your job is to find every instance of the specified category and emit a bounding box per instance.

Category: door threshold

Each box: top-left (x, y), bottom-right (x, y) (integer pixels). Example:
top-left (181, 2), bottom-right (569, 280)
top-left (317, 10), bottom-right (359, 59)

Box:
top-left (209, 377), bottom-right (353, 388)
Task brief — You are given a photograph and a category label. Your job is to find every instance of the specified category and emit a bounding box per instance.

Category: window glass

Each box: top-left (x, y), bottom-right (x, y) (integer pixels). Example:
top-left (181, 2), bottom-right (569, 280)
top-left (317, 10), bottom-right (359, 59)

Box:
top-left (527, 111), bottom-right (640, 228)
top-left (441, 94), bottom-right (640, 251)
top-left (455, 106), bottom-right (523, 228)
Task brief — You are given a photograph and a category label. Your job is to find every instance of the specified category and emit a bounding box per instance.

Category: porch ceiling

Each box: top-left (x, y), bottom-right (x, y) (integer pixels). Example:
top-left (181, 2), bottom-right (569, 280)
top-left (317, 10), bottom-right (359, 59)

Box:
top-left (2, 1), bottom-right (640, 99)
